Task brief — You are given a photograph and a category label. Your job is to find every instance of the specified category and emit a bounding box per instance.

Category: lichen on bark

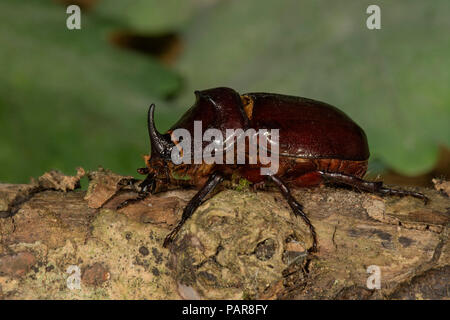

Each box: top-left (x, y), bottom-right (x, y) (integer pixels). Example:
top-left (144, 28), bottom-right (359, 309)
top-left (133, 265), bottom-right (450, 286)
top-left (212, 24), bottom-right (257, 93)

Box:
top-left (0, 169), bottom-right (448, 299)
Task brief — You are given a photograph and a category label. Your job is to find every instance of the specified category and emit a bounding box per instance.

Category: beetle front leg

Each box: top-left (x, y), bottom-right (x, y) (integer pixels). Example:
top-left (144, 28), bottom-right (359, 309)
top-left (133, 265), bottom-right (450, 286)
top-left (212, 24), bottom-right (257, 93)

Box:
top-left (319, 171), bottom-right (429, 204)
top-left (268, 175), bottom-right (318, 253)
top-left (116, 174), bottom-right (156, 209)
top-left (163, 172), bottom-right (224, 248)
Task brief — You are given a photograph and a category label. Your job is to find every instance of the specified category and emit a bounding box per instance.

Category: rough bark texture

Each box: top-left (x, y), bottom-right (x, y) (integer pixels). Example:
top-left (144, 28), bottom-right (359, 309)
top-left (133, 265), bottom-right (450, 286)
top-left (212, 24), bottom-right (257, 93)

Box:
top-left (0, 168), bottom-right (448, 300)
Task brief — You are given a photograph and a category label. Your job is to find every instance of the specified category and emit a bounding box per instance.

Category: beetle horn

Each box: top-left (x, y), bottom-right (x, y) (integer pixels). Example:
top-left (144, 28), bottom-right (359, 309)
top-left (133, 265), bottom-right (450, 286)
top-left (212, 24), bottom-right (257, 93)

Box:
top-left (147, 104), bottom-right (174, 158)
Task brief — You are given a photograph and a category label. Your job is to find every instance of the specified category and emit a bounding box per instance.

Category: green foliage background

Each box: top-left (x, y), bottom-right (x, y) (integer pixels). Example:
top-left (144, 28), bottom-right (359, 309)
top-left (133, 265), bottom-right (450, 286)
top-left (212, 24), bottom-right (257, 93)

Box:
top-left (0, 0), bottom-right (449, 183)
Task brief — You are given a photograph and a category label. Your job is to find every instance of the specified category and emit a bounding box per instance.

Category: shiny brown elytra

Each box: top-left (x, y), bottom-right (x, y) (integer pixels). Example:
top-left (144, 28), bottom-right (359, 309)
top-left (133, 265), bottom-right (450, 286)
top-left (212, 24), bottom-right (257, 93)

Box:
top-left (120, 87), bottom-right (428, 252)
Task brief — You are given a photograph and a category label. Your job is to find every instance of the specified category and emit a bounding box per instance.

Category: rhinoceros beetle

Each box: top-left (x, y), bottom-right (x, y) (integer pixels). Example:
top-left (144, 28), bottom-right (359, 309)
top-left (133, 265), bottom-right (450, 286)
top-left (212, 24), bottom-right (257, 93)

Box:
top-left (119, 87), bottom-right (428, 252)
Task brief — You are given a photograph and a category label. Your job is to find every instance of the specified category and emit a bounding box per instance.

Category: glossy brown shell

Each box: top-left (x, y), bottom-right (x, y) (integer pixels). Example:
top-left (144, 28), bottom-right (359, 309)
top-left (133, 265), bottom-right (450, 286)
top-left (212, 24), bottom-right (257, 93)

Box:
top-left (145, 87), bottom-right (371, 190)
top-left (243, 92), bottom-right (369, 161)
top-left (169, 88), bottom-right (369, 162)
top-left (169, 87), bottom-right (248, 139)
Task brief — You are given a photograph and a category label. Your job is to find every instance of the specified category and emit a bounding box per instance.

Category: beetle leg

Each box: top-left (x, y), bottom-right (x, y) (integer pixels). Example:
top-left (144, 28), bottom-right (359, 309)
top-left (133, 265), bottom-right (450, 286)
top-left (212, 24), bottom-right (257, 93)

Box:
top-left (251, 181), bottom-right (266, 192)
top-left (163, 172), bottom-right (224, 248)
top-left (319, 171), bottom-right (429, 204)
top-left (116, 174), bottom-right (156, 209)
top-left (268, 175), bottom-right (318, 253)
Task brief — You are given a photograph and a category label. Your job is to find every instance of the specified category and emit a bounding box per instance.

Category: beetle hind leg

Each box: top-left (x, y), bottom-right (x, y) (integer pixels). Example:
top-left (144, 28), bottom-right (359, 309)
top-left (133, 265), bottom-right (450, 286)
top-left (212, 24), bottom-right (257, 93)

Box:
top-left (319, 171), bottom-right (429, 204)
top-left (268, 175), bottom-right (318, 253)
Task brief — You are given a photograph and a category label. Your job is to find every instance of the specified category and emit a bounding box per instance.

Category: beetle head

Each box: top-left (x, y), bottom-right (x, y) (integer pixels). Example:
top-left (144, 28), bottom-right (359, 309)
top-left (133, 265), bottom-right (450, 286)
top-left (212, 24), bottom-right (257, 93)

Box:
top-left (137, 104), bottom-right (175, 191)
top-left (140, 88), bottom-right (246, 190)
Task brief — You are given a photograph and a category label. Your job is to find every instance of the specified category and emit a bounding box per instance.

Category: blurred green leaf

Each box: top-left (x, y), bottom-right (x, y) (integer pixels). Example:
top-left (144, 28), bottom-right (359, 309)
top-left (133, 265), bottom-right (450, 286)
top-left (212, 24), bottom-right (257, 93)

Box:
top-left (1, 0), bottom-right (449, 183)
top-left (0, 0), bottom-right (181, 183)
top-left (175, 0), bottom-right (450, 176)
top-left (94, 0), bottom-right (197, 33)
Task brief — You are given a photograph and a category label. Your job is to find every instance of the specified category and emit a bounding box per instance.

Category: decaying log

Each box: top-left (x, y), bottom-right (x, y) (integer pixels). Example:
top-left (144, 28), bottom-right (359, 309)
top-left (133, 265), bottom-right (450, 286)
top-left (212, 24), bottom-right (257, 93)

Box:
top-left (0, 168), bottom-right (448, 300)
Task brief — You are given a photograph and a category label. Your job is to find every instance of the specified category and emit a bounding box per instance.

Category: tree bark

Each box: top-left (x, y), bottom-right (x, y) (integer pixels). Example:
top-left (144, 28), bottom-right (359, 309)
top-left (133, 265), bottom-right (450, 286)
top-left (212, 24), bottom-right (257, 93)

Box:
top-left (0, 168), bottom-right (448, 300)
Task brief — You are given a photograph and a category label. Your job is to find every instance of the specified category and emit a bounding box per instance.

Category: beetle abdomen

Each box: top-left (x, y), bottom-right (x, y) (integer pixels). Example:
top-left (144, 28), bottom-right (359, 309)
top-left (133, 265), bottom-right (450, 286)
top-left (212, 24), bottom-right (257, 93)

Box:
top-left (242, 93), bottom-right (370, 161)
top-left (290, 158), bottom-right (368, 186)
top-left (314, 158), bottom-right (368, 177)
top-left (239, 156), bottom-right (368, 185)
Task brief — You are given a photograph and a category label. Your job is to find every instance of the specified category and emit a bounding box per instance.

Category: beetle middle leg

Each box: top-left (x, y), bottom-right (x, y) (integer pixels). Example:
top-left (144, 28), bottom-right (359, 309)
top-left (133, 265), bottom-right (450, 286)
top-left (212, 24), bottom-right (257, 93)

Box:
top-left (319, 171), bottom-right (429, 204)
top-left (251, 181), bottom-right (266, 192)
top-left (163, 172), bottom-right (224, 248)
top-left (268, 175), bottom-right (318, 253)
